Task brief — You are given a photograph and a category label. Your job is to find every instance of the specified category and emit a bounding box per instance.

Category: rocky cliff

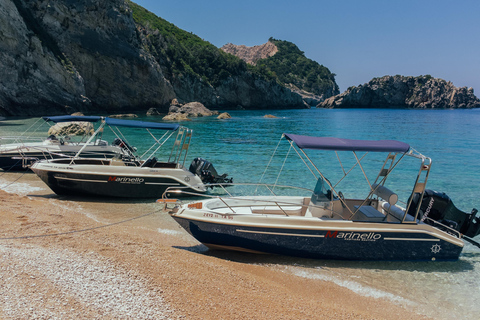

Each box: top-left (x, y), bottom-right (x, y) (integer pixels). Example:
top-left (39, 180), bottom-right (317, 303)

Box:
top-left (221, 39), bottom-right (339, 106)
top-left (0, 0), bottom-right (304, 117)
top-left (0, 0), bottom-right (176, 117)
top-left (221, 42), bottom-right (278, 65)
top-left (319, 75), bottom-right (480, 109)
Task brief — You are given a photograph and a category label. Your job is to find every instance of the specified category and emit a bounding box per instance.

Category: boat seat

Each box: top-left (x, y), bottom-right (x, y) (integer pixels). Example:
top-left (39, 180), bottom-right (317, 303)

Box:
top-left (110, 158), bottom-right (125, 166)
top-left (381, 202), bottom-right (417, 222)
top-left (142, 157), bottom-right (157, 168)
top-left (353, 205), bottom-right (385, 222)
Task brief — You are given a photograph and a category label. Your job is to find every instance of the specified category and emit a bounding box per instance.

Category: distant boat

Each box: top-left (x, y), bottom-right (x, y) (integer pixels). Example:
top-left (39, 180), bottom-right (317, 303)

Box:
top-left (0, 116), bottom-right (130, 171)
top-left (163, 134), bottom-right (480, 261)
top-left (30, 117), bottom-right (231, 198)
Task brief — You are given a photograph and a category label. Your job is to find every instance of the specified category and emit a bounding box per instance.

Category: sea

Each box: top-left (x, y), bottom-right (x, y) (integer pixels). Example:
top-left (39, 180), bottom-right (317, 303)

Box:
top-left (1, 108), bottom-right (479, 319)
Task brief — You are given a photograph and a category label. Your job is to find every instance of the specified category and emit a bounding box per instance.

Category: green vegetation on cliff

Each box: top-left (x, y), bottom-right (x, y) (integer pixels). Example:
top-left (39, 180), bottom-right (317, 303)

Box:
top-left (129, 1), bottom-right (253, 87)
top-left (256, 38), bottom-right (339, 96)
top-left (128, 2), bottom-right (337, 100)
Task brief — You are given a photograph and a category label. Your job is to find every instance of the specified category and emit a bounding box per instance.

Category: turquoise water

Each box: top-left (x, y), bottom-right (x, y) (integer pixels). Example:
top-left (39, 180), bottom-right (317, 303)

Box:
top-left (1, 108), bottom-right (480, 318)
top-left (170, 108), bottom-right (479, 212)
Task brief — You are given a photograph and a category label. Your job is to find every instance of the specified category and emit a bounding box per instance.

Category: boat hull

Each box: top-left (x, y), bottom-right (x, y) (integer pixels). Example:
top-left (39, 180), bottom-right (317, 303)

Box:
top-left (31, 162), bottom-right (206, 198)
top-left (172, 214), bottom-right (464, 261)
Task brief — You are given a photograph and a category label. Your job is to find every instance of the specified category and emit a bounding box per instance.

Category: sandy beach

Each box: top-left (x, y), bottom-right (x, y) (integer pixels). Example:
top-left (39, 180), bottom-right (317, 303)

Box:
top-left (0, 173), bottom-right (430, 319)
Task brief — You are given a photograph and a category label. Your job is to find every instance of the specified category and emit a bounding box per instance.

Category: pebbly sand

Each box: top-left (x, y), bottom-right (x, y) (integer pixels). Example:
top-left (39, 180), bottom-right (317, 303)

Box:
top-left (0, 173), bottom-right (430, 319)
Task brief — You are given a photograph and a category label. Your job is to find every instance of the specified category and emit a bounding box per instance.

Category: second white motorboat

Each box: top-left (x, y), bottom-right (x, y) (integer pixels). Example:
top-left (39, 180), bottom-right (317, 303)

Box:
top-left (30, 117), bottom-right (231, 198)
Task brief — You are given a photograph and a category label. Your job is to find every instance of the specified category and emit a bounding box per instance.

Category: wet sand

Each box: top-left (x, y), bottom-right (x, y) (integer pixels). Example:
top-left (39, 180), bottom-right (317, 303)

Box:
top-left (0, 173), bottom-right (430, 319)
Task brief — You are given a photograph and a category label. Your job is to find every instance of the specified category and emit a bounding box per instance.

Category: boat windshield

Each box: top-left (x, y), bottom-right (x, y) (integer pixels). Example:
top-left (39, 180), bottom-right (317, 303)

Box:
top-left (310, 177), bottom-right (331, 203)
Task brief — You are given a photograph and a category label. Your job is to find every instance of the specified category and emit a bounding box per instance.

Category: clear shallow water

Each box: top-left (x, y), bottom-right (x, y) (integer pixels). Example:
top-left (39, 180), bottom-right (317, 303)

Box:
top-left (1, 108), bottom-right (480, 319)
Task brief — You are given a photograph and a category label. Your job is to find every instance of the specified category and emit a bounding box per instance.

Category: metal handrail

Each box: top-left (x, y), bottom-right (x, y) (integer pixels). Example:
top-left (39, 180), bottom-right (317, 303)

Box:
top-left (162, 183), bottom-right (318, 215)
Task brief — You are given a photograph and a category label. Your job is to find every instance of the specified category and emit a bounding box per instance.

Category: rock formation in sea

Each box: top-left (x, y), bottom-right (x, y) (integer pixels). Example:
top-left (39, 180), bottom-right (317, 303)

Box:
top-left (217, 112), bottom-right (231, 119)
top-left (48, 122), bottom-right (94, 136)
top-left (319, 75), bottom-right (480, 109)
top-left (163, 101), bottom-right (218, 121)
top-left (0, 0), bottom-right (305, 117)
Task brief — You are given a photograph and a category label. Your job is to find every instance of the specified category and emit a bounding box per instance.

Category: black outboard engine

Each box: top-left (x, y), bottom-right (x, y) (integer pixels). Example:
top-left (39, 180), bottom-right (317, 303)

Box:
top-left (189, 157), bottom-right (232, 185)
top-left (410, 189), bottom-right (480, 238)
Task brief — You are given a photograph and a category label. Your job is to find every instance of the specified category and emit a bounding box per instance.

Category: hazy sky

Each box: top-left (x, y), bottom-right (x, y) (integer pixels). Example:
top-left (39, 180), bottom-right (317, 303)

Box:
top-left (132, 0), bottom-right (480, 95)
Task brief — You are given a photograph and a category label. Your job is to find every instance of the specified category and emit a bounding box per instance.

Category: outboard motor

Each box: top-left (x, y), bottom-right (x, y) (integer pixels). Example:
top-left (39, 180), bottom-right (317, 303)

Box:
top-left (410, 189), bottom-right (480, 238)
top-left (189, 157), bottom-right (232, 185)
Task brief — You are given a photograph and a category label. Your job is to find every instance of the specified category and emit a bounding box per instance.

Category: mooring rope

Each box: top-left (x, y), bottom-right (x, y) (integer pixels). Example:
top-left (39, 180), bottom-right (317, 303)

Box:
top-left (0, 160), bottom-right (28, 189)
top-left (0, 209), bottom-right (161, 240)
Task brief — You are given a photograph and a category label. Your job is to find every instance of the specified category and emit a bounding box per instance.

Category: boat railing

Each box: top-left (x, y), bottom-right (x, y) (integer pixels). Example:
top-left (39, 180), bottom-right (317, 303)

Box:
top-left (161, 183), bottom-right (318, 215)
top-left (422, 216), bottom-right (462, 239)
top-left (0, 136), bottom-right (45, 147)
top-left (163, 182), bottom-right (313, 197)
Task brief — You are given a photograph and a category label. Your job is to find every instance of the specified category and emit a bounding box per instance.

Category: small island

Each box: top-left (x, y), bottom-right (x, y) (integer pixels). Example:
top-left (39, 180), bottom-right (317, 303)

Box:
top-left (319, 75), bottom-right (480, 109)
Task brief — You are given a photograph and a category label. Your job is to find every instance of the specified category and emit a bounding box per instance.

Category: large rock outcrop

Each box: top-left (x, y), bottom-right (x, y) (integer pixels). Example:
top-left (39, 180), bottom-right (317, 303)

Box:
top-left (0, 0), bottom-right (175, 117)
top-left (221, 39), bottom-right (339, 107)
top-left (0, 0), bottom-right (306, 117)
top-left (319, 75), bottom-right (480, 109)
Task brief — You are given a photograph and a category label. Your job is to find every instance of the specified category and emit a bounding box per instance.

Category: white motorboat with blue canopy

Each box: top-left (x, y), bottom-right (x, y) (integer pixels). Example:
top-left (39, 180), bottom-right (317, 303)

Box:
top-left (0, 115), bottom-right (129, 170)
top-left (30, 117), bottom-right (231, 198)
top-left (162, 133), bottom-right (480, 261)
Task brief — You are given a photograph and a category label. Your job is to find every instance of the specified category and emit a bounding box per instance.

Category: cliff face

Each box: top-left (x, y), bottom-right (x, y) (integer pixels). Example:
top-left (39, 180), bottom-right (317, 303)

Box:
top-left (320, 75), bottom-right (480, 109)
top-left (0, 0), bottom-right (87, 116)
top-left (0, 0), bottom-right (175, 117)
top-left (221, 40), bottom-right (339, 106)
top-left (0, 0), bottom-right (304, 117)
top-left (221, 42), bottom-right (278, 65)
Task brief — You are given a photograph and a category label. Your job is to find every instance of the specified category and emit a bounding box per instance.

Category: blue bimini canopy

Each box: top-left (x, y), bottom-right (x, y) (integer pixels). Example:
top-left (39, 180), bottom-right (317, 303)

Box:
top-left (105, 117), bottom-right (180, 131)
top-left (43, 115), bottom-right (103, 123)
top-left (284, 133), bottom-right (410, 153)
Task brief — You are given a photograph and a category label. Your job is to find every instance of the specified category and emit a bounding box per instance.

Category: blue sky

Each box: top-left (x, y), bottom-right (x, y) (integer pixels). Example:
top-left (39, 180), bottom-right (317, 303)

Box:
top-left (132, 0), bottom-right (480, 95)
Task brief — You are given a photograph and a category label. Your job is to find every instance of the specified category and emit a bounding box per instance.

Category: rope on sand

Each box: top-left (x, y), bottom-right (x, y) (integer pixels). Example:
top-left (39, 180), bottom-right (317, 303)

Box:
top-left (0, 209), bottom-right (161, 240)
top-left (0, 171), bottom-right (28, 190)
top-left (0, 159), bottom-right (28, 189)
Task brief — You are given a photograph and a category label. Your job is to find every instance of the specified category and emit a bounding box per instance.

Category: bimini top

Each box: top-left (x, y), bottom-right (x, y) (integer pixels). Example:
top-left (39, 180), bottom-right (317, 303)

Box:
top-left (43, 115), bottom-right (103, 123)
top-left (105, 117), bottom-right (180, 131)
top-left (284, 133), bottom-right (410, 153)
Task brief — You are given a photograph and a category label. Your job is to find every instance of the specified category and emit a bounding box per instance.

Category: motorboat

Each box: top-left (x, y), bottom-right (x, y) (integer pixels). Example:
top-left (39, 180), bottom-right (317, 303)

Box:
top-left (162, 133), bottom-right (480, 261)
top-left (0, 115), bottom-right (130, 171)
top-left (30, 117), bottom-right (231, 198)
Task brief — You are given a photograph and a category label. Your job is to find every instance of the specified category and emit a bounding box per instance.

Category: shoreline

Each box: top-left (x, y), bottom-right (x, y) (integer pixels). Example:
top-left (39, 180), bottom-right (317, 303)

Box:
top-left (0, 175), bottom-right (430, 319)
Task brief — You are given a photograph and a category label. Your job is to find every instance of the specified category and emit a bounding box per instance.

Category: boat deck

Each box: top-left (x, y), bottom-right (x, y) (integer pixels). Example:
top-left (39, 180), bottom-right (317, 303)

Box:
top-left (203, 197), bottom-right (419, 223)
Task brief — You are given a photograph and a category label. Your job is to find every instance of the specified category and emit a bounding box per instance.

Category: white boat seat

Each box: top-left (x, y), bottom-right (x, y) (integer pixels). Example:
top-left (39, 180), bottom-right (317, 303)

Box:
top-left (110, 158), bottom-right (125, 166)
top-left (381, 202), bottom-right (417, 222)
top-left (353, 205), bottom-right (385, 222)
